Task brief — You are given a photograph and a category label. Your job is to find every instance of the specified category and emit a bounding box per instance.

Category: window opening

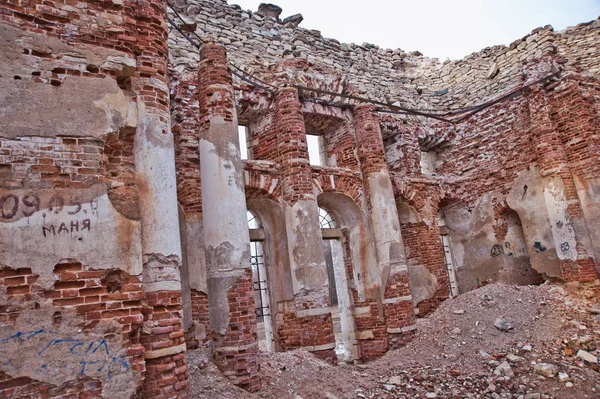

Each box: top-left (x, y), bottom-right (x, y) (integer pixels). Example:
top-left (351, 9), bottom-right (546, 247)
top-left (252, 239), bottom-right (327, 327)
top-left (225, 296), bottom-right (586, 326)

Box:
top-left (307, 133), bottom-right (324, 166)
top-left (247, 209), bottom-right (273, 352)
top-left (250, 242), bottom-right (269, 319)
top-left (238, 125), bottom-right (249, 160)
top-left (420, 151), bottom-right (437, 175)
top-left (440, 234), bottom-right (459, 297)
top-left (318, 207), bottom-right (336, 229)
top-left (247, 210), bottom-right (259, 229)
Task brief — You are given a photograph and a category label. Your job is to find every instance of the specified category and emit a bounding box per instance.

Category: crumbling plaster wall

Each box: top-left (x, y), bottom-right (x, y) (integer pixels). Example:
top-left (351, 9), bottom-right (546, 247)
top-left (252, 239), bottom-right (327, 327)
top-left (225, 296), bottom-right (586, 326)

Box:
top-left (384, 63), bottom-right (600, 300)
top-left (1, 0), bottom-right (188, 397)
top-left (0, 20), bottom-right (144, 399)
top-left (393, 70), bottom-right (600, 293)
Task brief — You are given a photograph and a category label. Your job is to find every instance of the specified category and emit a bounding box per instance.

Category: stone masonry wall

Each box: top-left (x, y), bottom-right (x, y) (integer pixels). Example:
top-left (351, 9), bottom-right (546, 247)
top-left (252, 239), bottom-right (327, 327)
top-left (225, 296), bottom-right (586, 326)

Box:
top-left (170, 0), bottom-right (600, 111)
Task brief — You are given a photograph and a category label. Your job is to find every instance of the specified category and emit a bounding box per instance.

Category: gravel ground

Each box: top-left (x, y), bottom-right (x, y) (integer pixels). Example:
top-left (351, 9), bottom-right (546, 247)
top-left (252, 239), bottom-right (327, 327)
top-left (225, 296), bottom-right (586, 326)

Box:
top-left (187, 282), bottom-right (600, 399)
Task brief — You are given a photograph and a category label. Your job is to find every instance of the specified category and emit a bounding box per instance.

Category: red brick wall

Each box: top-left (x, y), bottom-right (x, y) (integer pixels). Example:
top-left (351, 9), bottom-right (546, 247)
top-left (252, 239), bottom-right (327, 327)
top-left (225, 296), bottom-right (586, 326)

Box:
top-left (385, 67), bottom-right (600, 296)
top-left (248, 113), bottom-right (279, 162)
top-left (141, 289), bottom-right (189, 397)
top-left (196, 42), bottom-right (261, 392)
top-left (1, 0), bottom-right (189, 396)
top-left (400, 219), bottom-right (450, 316)
top-left (0, 137), bottom-right (102, 191)
top-left (274, 87), bottom-right (315, 204)
top-left (0, 262), bottom-right (145, 397)
top-left (185, 289), bottom-right (209, 349)
top-left (276, 307), bottom-right (337, 364)
top-left (550, 77), bottom-right (600, 181)
top-left (354, 104), bottom-right (417, 346)
top-left (341, 229), bottom-right (389, 360)
top-left (211, 269), bottom-right (261, 391)
top-left (171, 74), bottom-right (203, 215)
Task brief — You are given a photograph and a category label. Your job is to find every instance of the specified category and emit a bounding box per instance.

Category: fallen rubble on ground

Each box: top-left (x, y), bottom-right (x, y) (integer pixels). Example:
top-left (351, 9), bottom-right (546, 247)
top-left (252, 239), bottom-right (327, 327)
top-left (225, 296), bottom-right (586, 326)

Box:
top-left (187, 283), bottom-right (600, 399)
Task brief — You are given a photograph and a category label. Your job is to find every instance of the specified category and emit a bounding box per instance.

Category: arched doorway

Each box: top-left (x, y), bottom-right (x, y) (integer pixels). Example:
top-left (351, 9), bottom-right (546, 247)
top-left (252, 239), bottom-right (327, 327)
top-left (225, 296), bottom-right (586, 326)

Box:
top-left (247, 210), bottom-right (275, 352)
top-left (318, 205), bottom-right (357, 362)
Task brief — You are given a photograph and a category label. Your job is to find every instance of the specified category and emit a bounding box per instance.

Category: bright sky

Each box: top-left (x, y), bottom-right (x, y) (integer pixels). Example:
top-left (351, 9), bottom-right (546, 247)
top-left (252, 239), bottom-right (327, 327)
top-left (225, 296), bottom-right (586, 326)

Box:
top-left (229, 0), bottom-right (600, 60)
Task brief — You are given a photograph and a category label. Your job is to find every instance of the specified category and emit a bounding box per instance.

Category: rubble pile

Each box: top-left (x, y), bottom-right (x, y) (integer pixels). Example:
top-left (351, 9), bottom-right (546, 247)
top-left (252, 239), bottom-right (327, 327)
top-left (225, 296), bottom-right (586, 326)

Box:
top-left (187, 283), bottom-right (600, 398)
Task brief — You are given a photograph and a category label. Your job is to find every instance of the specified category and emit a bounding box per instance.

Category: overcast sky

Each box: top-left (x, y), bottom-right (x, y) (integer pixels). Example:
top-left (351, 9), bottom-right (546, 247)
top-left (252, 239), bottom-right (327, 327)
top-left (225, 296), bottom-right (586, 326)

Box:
top-left (229, 0), bottom-right (600, 60)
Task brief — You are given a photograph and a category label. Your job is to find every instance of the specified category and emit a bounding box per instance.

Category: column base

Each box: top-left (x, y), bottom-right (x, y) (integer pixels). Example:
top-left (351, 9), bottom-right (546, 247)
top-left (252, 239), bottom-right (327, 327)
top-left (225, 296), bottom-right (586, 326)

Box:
top-left (211, 269), bottom-right (261, 392)
top-left (143, 353), bottom-right (189, 398)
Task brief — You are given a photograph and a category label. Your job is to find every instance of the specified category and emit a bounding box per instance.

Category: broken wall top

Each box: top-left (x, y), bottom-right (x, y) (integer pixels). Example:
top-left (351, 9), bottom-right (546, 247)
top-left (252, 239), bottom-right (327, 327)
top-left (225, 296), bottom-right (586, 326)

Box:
top-left (169, 0), bottom-right (600, 111)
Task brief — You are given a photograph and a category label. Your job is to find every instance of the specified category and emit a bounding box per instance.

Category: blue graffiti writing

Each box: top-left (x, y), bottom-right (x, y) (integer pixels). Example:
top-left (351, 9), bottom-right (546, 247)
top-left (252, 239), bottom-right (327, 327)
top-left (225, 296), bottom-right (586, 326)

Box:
top-left (0, 329), bottom-right (129, 381)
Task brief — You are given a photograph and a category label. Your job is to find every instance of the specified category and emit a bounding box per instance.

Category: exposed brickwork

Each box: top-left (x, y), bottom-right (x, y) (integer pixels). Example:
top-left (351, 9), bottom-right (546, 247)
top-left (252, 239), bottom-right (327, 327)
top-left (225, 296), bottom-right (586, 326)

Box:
top-left (197, 42), bottom-right (261, 392)
top-left (244, 160), bottom-right (281, 201)
top-left (353, 299), bottom-right (389, 360)
top-left (171, 74), bottom-right (203, 214)
top-left (143, 353), bottom-right (189, 398)
top-left (0, 137), bottom-right (102, 191)
top-left (3, 0), bottom-right (600, 395)
top-left (197, 44), bottom-right (236, 129)
top-left (550, 76), bottom-right (600, 181)
top-left (302, 109), bottom-right (360, 170)
top-left (1, 0), bottom-right (189, 396)
top-left (0, 262), bottom-right (145, 398)
top-left (276, 307), bottom-right (336, 364)
top-left (274, 87), bottom-right (314, 204)
top-left (0, 374), bottom-right (102, 399)
top-left (354, 103), bottom-right (417, 344)
top-left (383, 272), bottom-right (416, 330)
top-left (140, 289), bottom-right (188, 397)
top-left (169, 2), bottom-right (600, 109)
top-left (338, 229), bottom-right (389, 360)
top-left (400, 220), bottom-right (450, 316)
top-left (211, 269), bottom-right (261, 392)
top-left (528, 82), bottom-right (599, 281)
top-left (353, 104), bottom-right (388, 176)
top-left (311, 167), bottom-right (364, 208)
top-left (248, 112), bottom-right (279, 162)
top-left (185, 289), bottom-right (209, 349)
top-left (562, 258), bottom-right (600, 283)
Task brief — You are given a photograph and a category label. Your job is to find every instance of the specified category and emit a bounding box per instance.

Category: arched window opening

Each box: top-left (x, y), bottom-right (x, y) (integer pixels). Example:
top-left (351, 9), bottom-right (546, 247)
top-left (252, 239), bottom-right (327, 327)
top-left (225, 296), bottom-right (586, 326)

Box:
top-left (247, 210), bottom-right (260, 229)
top-left (246, 209), bottom-right (273, 352)
top-left (318, 207), bottom-right (336, 229)
top-left (318, 204), bottom-right (353, 362)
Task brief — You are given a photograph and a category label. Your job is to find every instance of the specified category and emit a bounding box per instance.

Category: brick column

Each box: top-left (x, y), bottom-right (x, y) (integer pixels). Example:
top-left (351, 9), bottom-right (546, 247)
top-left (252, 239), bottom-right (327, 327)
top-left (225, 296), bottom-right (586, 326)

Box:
top-left (132, 1), bottom-right (189, 397)
top-left (274, 87), bottom-right (336, 362)
top-left (353, 104), bottom-right (416, 349)
top-left (197, 43), bottom-right (261, 391)
top-left (528, 87), bottom-right (599, 283)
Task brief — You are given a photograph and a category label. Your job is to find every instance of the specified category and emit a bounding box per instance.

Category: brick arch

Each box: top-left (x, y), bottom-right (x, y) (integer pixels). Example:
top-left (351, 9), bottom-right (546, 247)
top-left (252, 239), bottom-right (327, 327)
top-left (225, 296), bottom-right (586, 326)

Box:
top-left (244, 168), bottom-right (281, 202)
top-left (393, 182), bottom-right (428, 211)
top-left (312, 173), bottom-right (364, 208)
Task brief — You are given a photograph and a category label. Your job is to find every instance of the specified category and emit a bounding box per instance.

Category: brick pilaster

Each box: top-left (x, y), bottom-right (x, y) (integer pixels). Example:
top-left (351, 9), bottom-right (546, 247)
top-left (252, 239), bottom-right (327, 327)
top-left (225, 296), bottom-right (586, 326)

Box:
top-left (528, 86), bottom-right (599, 283)
top-left (353, 104), bottom-right (416, 349)
top-left (273, 87), bottom-right (336, 361)
top-left (197, 42), bottom-right (261, 391)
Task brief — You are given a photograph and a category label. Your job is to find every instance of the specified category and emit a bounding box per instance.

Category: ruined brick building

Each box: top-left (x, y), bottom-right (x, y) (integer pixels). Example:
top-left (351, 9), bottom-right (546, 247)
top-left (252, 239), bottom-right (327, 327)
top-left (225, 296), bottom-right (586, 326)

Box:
top-left (1, 0), bottom-right (599, 397)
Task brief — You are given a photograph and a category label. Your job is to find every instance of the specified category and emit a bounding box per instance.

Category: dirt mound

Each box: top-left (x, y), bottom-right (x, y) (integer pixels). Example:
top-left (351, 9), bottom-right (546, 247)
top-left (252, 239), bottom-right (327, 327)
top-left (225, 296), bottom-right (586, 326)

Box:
top-left (187, 283), bottom-right (600, 399)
